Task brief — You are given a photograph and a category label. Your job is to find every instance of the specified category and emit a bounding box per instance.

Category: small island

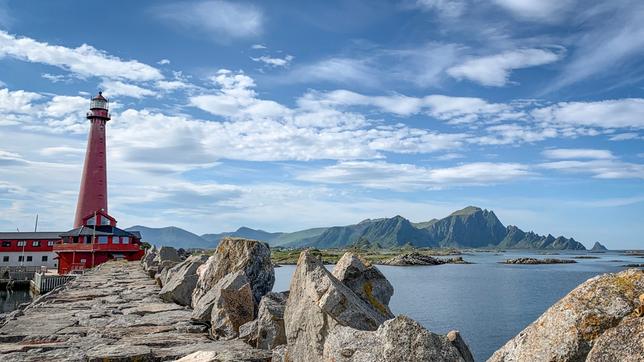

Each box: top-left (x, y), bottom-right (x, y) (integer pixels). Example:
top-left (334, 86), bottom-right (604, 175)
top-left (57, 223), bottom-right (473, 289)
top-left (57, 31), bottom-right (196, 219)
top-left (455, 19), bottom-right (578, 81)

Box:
top-left (502, 257), bottom-right (577, 265)
top-left (380, 252), bottom-right (470, 266)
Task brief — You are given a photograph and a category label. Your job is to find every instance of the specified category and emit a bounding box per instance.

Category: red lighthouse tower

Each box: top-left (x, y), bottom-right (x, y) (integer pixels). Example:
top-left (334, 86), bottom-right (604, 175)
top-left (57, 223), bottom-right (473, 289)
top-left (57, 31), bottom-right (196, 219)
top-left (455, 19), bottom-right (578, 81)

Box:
top-left (74, 92), bottom-right (110, 227)
top-left (54, 92), bottom-right (144, 274)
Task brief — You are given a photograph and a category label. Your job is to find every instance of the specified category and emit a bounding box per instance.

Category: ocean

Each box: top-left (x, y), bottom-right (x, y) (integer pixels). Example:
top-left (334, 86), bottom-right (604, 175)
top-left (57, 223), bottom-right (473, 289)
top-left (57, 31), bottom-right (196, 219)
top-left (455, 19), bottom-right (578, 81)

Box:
top-left (272, 250), bottom-right (643, 361)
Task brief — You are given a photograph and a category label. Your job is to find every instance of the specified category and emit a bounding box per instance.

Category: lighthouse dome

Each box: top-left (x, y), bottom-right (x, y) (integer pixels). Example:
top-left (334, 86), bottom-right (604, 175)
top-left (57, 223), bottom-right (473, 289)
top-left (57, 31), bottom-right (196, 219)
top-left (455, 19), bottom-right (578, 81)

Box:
top-left (90, 91), bottom-right (109, 110)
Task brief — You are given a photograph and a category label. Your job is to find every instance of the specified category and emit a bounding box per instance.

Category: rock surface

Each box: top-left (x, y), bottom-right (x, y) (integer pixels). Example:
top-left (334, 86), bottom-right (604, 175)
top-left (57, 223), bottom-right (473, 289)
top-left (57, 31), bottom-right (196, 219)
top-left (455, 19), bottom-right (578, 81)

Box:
top-left (585, 316), bottom-right (643, 362)
top-left (323, 315), bottom-right (474, 362)
top-left (502, 257), bottom-right (576, 264)
top-left (209, 270), bottom-right (255, 340)
top-left (159, 254), bottom-right (209, 306)
top-left (381, 252), bottom-right (468, 266)
top-left (488, 268), bottom-right (644, 362)
top-left (284, 250), bottom-right (389, 359)
top-left (0, 261), bottom-right (270, 361)
top-left (332, 252), bottom-right (394, 318)
top-left (192, 237), bottom-right (274, 322)
top-left (240, 291), bottom-right (289, 349)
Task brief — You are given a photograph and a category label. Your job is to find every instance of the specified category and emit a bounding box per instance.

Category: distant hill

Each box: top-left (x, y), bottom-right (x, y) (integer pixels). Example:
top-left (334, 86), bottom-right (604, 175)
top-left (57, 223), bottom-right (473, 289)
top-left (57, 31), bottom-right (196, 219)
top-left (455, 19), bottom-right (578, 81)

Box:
top-left (202, 227), bottom-right (283, 245)
top-left (282, 206), bottom-right (585, 250)
top-left (129, 206), bottom-right (587, 250)
top-left (125, 225), bottom-right (213, 249)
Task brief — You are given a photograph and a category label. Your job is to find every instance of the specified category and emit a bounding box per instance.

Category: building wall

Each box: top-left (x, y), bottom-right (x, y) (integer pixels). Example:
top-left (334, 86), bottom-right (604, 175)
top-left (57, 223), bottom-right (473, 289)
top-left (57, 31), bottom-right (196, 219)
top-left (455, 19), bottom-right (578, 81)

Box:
top-left (0, 251), bottom-right (58, 269)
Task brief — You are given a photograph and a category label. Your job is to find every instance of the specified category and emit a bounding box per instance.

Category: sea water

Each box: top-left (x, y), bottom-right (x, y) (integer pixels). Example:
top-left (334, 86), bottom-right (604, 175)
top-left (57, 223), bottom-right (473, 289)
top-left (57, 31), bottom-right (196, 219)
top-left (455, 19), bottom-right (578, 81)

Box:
top-left (273, 250), bottom-right (643, 361)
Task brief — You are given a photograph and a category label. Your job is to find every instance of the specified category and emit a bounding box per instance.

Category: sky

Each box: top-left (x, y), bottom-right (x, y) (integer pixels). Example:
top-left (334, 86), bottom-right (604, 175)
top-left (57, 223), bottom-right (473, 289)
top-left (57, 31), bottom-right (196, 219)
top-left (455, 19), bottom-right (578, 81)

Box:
top-left (0, 0), bottom-right (642, 249)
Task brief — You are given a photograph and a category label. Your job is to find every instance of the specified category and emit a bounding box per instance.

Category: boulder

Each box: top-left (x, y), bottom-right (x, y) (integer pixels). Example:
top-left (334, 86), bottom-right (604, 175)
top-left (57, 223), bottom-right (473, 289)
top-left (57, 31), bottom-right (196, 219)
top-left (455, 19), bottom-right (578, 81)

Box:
top-left (159, 254), bottom-right (209, 306)
top-left (489, 268), bottom-right (644, 362)
top-left (209, 270), bottom-right (255, 340)
top-left (192, 238), bottom-right (274, 321)
top-left (323, 315), bottom-right (474, 362)
top-left (141, 246), bottom-right (158, 274)
top-left (155, 246), bottom-right (181, 263)
top-left (240, 291), bottom-right (289, 349)
top-left (585, 315), bottom-right (643, 361)
top-left (332, 252), bottom-right (394, 318)
top-left (284, 250), bottom-right (388, 359)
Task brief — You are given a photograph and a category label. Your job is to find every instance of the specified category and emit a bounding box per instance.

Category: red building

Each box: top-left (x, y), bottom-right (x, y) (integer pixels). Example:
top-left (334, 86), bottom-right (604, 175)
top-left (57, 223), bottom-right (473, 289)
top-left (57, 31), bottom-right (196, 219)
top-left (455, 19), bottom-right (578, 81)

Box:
top-left (0, 232), bottom-right (60, 269)
top-left (53, 92), bottom-right (144, 274)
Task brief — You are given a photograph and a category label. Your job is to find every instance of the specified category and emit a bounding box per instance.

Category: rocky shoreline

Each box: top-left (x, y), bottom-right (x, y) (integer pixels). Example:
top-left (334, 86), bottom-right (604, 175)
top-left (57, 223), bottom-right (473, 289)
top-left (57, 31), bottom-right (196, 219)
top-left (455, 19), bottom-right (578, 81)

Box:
top-left (1, 237), bottom-right (642, 361)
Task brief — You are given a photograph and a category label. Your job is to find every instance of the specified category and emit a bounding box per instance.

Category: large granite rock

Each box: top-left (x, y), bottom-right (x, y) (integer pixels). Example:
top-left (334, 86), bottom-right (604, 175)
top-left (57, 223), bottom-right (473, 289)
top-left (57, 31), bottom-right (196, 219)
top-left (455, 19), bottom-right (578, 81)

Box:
top-left (284, 250), bottom-right (388, 359)
top-left (240, 291), bottom-right (289, 350)
top-left (160, 254), bottom-right (209, 306)
top-left (332, 252), bottom-right (394, 318)
top-left (209, 270), bottom-right (255, 340)
top-left (489, 268), bottom-right (644, 362)
top-left (192, 238), bottom-right (274, 321)
top-left (323, 315), bottom-right (474, 362)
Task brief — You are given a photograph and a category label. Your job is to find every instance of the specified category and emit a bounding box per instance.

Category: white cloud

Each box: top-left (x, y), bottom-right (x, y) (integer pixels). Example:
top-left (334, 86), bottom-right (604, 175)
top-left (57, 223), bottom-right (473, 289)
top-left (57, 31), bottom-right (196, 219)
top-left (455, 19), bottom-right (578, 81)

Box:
top-left (532, 98), bottom-right (644, 129)
top-left (151, 0), bottom-right (263, 40)
top-left (543, 148), bottom-right (614, 160)
top-left (44, 95), bottom-right (88, 116)
top-left (548, 2), bottom-right (644, 90)
top-left (155, 80), bottom-right (193, 91)
top-left (447, 48), bottom-right (562, 86)
top-left (251, 44), bottom-right (267, 50)
top-left (540, 159), bottom-right (644, 180)
top-left (99, 80), bottom-right (156, 99)
top-left (0, 31), bottom-right (162, 81)
top-left (41, 73), bottom-right (70, 83)
top-left (0, 88), bottom-right (41, 113)
top-left (413, 0), bottom-right (466, 18)
top-left (157, 59), bottom-right (171, 65)
top-left (251, 55), bottom-right (294, 68)
top-left (298, 89), bottom-right (513, 123)
top-left (609, 132), bottom-right (642, 141)
top-left (289, 58), bottom-right (381, 87)
top-left (297, 161), bottom-right (531, 189)
top-left (492, 0), bottom-right (575, 21)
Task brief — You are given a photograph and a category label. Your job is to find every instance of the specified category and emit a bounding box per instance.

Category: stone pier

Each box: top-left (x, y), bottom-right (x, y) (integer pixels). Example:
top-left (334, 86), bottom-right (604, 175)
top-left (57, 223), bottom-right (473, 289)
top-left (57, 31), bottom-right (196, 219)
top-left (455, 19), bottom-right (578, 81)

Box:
top-left (0, 261), bottom-right (271, 361)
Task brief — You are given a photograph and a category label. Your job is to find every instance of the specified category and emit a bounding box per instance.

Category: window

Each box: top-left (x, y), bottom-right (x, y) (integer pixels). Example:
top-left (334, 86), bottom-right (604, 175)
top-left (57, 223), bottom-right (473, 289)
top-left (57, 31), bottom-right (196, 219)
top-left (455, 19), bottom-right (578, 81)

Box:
top-left (2, 241), bottom-right (10, 247)
top-left (32, 241), bottom-right (40, 247)
top-left (113, 237), bottom-right (120, 244)
top-left (26, 256), bottom-right (32, 262)
top-left (47, 240), bottom-right (55, 246)
top-left (98, 236), bottom-right (108, 244)
top-left (17, 241), bottom-right (26, 247)
top-left (122, 237), bottom-right (129, 244)
top-left (86, 216), bottom-right (96, 226)
top-left (101, 217), bottom-right (111, 226)
top-left (42, 255), bottom-right (48, 262)
top-left (2, 256), bottom-right (8, 262)
top-left (18, 256), bottom-right (24, 262)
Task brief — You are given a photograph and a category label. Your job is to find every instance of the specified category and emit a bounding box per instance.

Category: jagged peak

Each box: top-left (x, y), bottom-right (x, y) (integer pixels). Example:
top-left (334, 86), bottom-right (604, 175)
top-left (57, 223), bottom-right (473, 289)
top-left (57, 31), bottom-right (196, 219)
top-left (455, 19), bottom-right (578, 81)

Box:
top-left (449, 206), bottom-right (483, 216)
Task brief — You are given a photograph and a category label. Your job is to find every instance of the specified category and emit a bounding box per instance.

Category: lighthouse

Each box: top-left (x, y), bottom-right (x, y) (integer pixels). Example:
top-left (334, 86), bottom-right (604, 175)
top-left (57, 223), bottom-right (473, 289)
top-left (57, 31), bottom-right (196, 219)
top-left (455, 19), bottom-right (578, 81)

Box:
top-left (74, 92), bottom-right (110, 228)
top-left (53, 92), bottom-right (144, 274)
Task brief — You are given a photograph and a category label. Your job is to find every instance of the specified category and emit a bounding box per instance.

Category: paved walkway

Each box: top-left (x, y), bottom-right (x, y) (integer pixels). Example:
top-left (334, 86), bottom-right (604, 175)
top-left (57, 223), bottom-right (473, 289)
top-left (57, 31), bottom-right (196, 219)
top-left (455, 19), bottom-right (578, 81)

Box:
top-left (0, 261), bottom-right (271, 361)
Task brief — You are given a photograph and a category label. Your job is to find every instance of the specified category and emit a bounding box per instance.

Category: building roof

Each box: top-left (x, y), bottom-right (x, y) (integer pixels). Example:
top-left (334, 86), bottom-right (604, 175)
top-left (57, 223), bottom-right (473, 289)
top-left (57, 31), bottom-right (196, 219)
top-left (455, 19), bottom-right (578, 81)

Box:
top-left (0, 232), bottom-right (63, 240)
top-left (60, 225), bottom-right (139, 238)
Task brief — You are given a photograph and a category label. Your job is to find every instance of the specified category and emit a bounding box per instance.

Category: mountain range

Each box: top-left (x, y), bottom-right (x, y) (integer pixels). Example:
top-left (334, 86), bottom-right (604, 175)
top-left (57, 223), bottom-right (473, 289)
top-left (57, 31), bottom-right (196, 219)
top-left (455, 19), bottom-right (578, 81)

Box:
top-left (127, 206), bottom-right (588, 250)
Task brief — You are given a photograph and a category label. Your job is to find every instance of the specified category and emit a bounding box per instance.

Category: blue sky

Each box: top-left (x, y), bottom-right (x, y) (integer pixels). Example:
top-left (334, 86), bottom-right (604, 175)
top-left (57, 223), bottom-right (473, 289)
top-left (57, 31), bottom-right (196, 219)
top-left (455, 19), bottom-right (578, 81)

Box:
top-left (0, 0), bottom-right (642, 249)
